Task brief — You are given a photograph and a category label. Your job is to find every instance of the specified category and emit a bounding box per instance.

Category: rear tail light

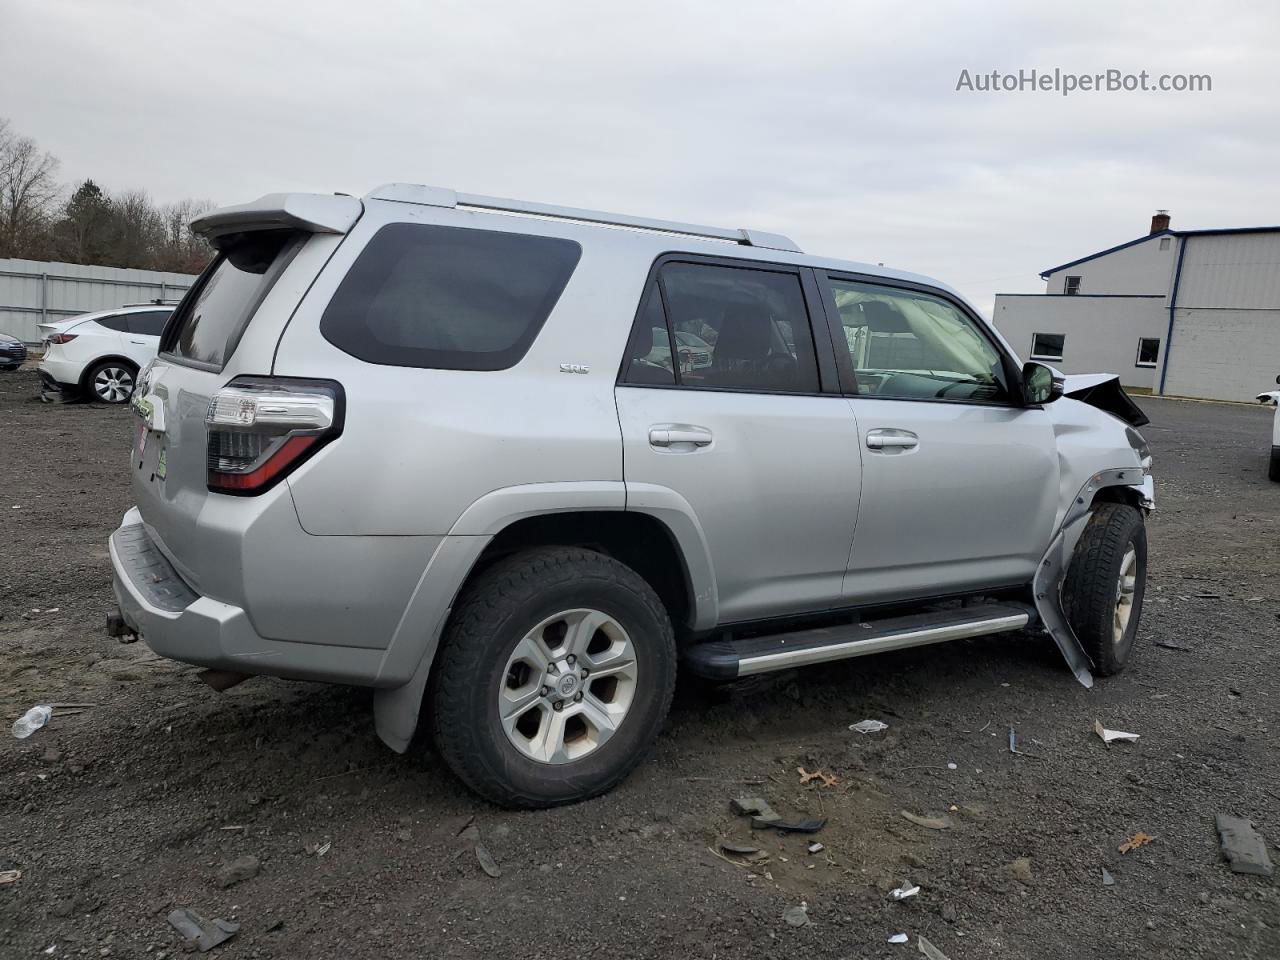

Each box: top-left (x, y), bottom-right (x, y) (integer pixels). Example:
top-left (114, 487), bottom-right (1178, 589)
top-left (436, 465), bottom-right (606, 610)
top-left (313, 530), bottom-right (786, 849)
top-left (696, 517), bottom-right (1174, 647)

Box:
top-left (205, 376), bottom-right (344, 495)
top-left (46, 333), bottom-right (78, 344)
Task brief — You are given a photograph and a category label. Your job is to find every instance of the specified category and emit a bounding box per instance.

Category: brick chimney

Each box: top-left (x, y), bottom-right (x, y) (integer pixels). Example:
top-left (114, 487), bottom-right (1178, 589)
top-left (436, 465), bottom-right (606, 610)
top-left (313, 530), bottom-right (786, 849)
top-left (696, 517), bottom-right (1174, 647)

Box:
top-left (1150, 209), bottom-right (1171, 234)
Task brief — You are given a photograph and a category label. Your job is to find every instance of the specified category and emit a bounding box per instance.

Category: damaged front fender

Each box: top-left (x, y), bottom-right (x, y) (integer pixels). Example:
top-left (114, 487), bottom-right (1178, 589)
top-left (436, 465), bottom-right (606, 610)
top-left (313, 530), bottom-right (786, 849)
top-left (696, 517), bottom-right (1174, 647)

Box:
top-left (1059, 373), bottom-right (1149, 428)
top-left (1034, 467), bottom-right (1150, 688)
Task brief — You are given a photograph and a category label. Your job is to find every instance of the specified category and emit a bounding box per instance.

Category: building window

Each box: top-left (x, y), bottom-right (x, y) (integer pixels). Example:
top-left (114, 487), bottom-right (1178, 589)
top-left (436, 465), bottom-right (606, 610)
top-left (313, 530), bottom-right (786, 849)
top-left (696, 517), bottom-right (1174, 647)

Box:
top-left (1158, 237), bottom-right (1171, 251)
top-left (1135, 337), bottom-right (1160, 367)
top-left (1063, 276), bottom-right (1081, 295)
top-left (1030, 333), bottom-right (1065, 361)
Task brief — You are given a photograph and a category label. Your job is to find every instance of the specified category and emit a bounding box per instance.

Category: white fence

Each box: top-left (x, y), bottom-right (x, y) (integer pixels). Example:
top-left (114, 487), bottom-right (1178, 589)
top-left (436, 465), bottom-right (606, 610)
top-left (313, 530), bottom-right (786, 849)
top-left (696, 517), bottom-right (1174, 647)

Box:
top-left (0, 257), bottom-right (199, 343)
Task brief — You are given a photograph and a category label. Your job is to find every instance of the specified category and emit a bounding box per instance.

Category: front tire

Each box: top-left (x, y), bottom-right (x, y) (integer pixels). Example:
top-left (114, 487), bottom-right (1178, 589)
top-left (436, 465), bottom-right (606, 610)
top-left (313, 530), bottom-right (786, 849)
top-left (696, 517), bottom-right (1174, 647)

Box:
top-left (1268, 446), bottom-right (1280, 482)
top-left (1062, 502), bottom-right (1147, 676)
top-left (429, 546), bottom-right (676, 808)
top-left (86, 360), bottom-right (137, 404)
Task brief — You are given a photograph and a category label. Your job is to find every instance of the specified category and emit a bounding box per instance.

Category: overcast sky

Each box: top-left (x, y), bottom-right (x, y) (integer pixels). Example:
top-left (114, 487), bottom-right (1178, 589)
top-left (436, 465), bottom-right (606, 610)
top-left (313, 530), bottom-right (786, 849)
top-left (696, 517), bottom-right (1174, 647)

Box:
top-left (3, 0), bottom-right (1278, 312)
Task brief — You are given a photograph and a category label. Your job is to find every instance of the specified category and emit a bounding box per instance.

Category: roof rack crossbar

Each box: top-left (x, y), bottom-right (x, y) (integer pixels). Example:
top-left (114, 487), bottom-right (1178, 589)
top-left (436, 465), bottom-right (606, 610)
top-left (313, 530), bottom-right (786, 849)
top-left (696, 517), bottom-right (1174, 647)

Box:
top-left (365, 183), bottom-right (801, 253)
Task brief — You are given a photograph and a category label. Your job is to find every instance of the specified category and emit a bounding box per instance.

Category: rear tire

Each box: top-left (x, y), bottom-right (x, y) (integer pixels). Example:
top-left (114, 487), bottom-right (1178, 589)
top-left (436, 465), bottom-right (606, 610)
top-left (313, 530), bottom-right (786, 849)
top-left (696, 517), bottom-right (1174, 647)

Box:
top-left (1062, 502), bottom-right (1147, 676)
top-left (429, 546), bottom-right (676, 808)
top-left (86, 360), bottom-right (137, 404)
top-left (1268, 447), bottom-right (1280, 482)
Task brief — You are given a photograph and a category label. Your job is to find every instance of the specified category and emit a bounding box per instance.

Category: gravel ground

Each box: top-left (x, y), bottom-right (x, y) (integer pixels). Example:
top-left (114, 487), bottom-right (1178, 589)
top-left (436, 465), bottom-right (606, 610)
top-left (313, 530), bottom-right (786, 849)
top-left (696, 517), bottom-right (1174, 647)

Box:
top-left (1, 368), bottom-right (1277, 960)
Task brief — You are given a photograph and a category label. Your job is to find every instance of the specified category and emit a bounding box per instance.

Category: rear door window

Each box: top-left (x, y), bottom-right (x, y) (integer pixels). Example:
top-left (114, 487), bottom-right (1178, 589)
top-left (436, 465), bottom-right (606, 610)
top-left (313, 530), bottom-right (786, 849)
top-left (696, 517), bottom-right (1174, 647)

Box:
top-left (161, 230), bottom-right (299, 369)
top-left (320, 223), bottom-right (582, 371)
top-left (127, 311), bottom-right (171, 336)
top-left (97, 315), bottom-right (131, 332)
top-left (654, 261), bottom-right (819, 393)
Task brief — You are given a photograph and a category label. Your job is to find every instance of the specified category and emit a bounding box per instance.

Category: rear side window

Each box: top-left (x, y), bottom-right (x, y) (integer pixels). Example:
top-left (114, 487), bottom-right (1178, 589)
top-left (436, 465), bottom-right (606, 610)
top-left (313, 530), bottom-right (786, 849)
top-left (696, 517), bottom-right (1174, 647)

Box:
top-left (97, 315), bottom-right (131, 332)
top-left (320, 223), bottom-right (582, 371)
top-left (625, 261), bottom-right (819, 394)
top-left (162, 230), bottom-right (298, 368)
top-left (127, 311), bottom-right (170, 336)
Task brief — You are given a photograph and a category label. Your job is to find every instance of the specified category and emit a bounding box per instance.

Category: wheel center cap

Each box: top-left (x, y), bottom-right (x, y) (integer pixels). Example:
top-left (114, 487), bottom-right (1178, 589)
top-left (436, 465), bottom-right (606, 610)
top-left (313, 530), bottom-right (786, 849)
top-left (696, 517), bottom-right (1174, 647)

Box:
top-left (555, 672), bottom-right (580, 698)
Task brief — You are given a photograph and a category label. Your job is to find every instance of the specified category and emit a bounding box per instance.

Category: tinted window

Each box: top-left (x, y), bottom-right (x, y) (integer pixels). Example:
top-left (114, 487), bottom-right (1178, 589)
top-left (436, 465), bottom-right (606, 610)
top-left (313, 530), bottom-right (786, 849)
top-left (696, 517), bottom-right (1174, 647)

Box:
top-left (1030, 332), bottom-right (1065, 360)
top-left (163, 230), bottom-right (297, 368)
top-left (621, 282), bottom-right (676, 385)
top-left (97, 315), bottom-right (130, 332)
top-left (655, 262), bottom-right (818, 393)
top-left (827, 278), bottom-right (1010, 403)
top-left (127, 311), bottom-right (170, 336)
top-left (321, 223), bottom-right (581, 371)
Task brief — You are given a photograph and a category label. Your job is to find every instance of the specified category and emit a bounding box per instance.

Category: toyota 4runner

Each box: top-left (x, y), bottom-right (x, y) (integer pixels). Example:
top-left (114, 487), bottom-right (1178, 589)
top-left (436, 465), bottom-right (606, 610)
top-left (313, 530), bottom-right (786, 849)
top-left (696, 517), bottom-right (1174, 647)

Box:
top-left (110, 184), bottom-right (1154, 807)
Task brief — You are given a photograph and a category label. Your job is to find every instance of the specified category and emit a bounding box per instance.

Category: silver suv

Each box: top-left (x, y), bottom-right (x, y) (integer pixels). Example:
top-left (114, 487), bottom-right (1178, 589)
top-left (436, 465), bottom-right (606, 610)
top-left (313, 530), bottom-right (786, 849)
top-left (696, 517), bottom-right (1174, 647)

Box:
top-left (110, 184), bottom-right (1154, 807)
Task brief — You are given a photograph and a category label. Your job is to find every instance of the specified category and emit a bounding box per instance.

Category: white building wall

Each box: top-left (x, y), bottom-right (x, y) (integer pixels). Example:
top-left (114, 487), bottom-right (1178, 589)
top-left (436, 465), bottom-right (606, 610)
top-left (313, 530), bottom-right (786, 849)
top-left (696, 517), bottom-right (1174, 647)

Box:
top-left (1043, 234), bottom-right (1177, 296)
top-left (1162, 306), bottom-right (1280, 402)
top-left (1176, 233), bottom-right (1280, 310)
top-left (0, 258), bottom-right (198, 343)
top-left (992, 294), bottom-right (1167, 390)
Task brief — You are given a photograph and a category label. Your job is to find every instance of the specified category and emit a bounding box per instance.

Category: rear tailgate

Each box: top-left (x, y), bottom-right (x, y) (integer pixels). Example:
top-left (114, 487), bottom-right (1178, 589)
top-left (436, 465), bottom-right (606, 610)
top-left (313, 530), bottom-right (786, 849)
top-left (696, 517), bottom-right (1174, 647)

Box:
top-left (130, 194), bottom-right (362, 597)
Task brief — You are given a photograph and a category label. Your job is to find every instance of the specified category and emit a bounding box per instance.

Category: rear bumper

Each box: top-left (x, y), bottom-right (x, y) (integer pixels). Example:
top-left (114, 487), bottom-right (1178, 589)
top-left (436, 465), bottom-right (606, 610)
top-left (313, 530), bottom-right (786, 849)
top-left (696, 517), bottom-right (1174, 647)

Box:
top-left (110, 507), bottom-right (386, 685)
top-left (38, 368), bottom-right (81, 402)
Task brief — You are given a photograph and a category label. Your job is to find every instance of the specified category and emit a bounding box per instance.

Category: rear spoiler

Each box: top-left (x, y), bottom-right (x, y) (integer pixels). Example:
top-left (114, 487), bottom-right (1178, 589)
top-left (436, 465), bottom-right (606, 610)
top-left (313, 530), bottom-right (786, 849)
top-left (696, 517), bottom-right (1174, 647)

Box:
top-left (1059, 373), bottom-right (1150, 428)
top-left (191, 194), bottom-right (363, 249)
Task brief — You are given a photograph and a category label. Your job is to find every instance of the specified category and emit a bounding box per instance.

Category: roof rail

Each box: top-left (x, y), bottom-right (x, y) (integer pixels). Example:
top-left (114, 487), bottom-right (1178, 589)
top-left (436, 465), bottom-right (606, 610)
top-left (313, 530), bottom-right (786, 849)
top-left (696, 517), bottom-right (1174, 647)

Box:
top-left (366, 183), bottom-right (802, 253)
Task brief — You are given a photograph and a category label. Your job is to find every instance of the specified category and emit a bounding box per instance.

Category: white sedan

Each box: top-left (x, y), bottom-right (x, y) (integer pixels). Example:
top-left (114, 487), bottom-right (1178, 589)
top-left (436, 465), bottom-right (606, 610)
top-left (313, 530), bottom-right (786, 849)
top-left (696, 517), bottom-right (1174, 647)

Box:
top-left (38, 305), bottom-right (172, 403)
top-left (1257, 380), bottom-right (1280, 481)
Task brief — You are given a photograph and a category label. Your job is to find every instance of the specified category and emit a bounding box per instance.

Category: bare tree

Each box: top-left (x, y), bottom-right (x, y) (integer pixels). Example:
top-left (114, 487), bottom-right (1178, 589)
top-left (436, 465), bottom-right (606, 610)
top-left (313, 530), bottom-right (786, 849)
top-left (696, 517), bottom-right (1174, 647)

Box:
top-left (156, 198), bottom-right (215, 273)
top-left (0, 117), bottom-right (60, 258)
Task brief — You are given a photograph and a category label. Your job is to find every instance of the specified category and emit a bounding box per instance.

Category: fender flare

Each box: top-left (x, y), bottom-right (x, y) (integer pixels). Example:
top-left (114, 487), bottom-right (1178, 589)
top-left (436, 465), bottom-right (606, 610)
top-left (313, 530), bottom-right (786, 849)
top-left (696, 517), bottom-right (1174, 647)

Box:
top-left (371, 480), bottom-right (719, 751)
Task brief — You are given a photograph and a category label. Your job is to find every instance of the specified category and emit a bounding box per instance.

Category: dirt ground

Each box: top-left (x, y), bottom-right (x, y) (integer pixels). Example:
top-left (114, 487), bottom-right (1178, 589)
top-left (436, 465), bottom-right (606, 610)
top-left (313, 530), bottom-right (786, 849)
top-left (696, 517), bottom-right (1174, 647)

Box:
top-left (1, 367), bottom-right (1277, 960)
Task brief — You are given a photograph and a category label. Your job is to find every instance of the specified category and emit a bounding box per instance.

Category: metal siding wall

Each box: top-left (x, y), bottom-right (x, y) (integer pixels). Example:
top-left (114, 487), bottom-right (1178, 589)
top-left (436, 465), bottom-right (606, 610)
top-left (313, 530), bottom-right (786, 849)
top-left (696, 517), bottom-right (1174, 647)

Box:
top-left (1163, 307), bottom-right (1280, 402)
top-left (1043, 235), bottom-right (1177, 296)
top-left (1176, 233), bottom-right (1280, 310)
top-left (0, 257), bottom-right (198, 343)
top-left (991, 294), bottom-right (1167, 389)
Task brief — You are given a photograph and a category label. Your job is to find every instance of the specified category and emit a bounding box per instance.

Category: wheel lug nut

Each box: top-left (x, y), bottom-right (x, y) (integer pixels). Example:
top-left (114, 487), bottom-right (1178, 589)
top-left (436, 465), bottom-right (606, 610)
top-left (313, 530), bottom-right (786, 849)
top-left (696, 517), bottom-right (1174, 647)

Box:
top-left (553, 700), bottom-right (564, 711)
top-left (580, 668), bottom-right (589, 679)
top-left (547, 663), bottom-right (557, 674)
top-left (566, 654), bottom-right (576, 665)
top-left (574, 692), bottom-right (583, 702)
top-left (540, 686), bottom-right (551, 697)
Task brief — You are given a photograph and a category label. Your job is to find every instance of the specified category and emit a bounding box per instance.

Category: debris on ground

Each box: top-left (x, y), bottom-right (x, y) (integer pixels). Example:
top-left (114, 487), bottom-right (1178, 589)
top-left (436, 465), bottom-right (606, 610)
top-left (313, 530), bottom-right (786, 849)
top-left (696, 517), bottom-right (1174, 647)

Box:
top-left (1007, 857), bottom-right (1034, 884)
top-left (889, 881), bottom-right (921, 900)
top-left (475, 843), bottom-right (502, 878)
top-left (216, 855), bottom-right (260, 888)
top-left (731, 796), bottom-right (825, 833)
top-left (1154, 638), bottom-right (1191, 651)
top-left (797, 766), bottom-right (838, 787)
top-left (946, 762), bottom-right (957, 770)
top-left (941, 904), bottom-right (958, 922)
top-left (807, 842), bottom-right (824, 854)
top-left (1119, 832), bottom-right (1154, 854)
top-left (901, 811), bottom-right (952, 831)
top-left (12, 705), bottom-right (52, 739)
top-left (1215, 814), bottom-right (1275, 877)
top-left (0, 869), bottom-right (21, 884)
top-left (917, 934), bottom-right (952, 960)
top-left (1094, 720), bottom-right (1140, 745)
top-left (720, 841), bottom-right (769, 863)
top-left (850, 719), bottom-right (889, 734)
top-left (782, 904), bottom-right (810, 927)
top-left (304, 840), bottom-right (331, 857)
top-left (1102, 867), bottom-right (1115, 886)
top-left (888, 932), bottom-right (909, 944)
top-left (167, 908), bottom-right (240, 952)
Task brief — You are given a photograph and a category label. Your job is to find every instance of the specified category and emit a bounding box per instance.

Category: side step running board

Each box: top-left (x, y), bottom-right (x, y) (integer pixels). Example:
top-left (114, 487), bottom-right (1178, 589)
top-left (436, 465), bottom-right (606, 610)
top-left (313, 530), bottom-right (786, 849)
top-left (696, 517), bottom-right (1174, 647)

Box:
top-left (684, 603), bottom-right (1033, 680)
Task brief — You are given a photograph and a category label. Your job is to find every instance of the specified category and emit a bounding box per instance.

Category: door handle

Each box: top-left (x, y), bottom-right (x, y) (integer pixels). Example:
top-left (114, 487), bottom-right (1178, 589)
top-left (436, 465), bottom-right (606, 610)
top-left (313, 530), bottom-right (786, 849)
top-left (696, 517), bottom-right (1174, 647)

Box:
top-left (649, 424), bottom-right (713, 448)
top-left (866, 429), bottom-right (919, 450)
top-left (129, 340), bottom-right (147, 345)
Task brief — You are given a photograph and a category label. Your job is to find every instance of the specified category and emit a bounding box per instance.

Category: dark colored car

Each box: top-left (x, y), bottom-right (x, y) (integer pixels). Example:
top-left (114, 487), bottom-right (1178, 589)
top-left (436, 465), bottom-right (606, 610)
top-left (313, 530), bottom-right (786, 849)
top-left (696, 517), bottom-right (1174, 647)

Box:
top-left (0, 333), bottom-right (28, 370)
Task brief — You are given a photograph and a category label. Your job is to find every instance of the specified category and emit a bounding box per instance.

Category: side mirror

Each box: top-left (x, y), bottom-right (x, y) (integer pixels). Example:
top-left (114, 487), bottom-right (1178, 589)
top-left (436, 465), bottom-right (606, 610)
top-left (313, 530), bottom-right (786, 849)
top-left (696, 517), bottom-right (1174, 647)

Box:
top-left (1023, 361), bottom-right (1063, 405)
top-left (1275, 374), bottom-right (1280, 385)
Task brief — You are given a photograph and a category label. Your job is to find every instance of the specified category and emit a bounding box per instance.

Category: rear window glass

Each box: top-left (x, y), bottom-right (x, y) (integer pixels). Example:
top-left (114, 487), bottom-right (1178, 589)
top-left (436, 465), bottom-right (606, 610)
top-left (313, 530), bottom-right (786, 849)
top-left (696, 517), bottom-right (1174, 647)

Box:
top-left (97, 315), bottom-right (131, 332)
top-left (163, 230), bottom-right (297, 368)
top-left (320, 223), bottom-right (582, 371)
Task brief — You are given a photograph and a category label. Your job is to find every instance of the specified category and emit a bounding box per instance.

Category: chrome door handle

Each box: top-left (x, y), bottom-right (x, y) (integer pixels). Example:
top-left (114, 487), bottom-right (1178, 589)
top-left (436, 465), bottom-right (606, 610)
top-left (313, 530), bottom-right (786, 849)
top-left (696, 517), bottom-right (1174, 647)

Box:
top-left (866, 429), bottom-right (919, 450)
top-left (649, 424), bottom-right (713, 448)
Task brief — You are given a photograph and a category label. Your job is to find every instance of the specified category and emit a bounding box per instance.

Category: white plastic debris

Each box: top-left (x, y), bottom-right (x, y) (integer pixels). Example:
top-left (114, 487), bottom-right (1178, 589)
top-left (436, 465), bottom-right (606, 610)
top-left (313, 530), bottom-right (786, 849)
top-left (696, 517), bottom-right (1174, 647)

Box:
top-left (807, 842), bottom-right (824, 854)
top-left (850, 719), bottom-right (889, 734)
top-left (890, 881), bottom-right (921, 900)
top-left (889, 932), bottom-right (909, 944)
top-left (12, 705), bottom-right (52, 739)
top-left (917, 934), bottom-right (952, 960)
top-left (946, 762), bottom-right (957, 770)
top-left (1093, 719), bottom-right (1140, 744)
